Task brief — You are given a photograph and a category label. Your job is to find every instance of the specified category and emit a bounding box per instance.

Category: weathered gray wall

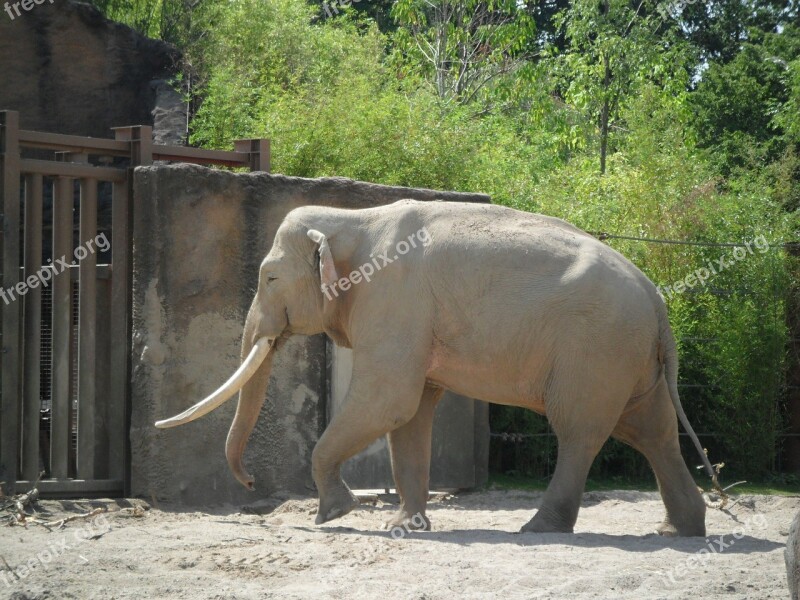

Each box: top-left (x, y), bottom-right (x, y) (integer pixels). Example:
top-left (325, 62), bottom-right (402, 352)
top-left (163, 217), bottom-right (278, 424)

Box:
top-left (131, 164), bottom-right (491, 505)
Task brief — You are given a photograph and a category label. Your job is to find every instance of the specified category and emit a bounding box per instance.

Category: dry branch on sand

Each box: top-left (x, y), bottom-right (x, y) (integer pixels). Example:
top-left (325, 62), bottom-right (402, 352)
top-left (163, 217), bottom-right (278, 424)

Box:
top-left (0, 473), bottom-right (119, 530)
top-left (1, 473), bottom-right (44, 527)
top-left (25, 507), bottom-right (108, 530)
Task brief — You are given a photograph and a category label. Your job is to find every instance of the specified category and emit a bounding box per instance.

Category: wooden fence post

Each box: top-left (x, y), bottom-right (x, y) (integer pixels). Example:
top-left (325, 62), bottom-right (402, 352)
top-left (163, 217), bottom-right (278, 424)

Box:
top-left (21, 173), bottom-right (43, 482)
top-left (0, 110), bottom-right (21, 493)
top-left (113, 126), bottom-right (153, 166)
top-left (111, 125), bottom-right (152, 496)
top-left (50, 156), bottom-right (73, 480)
top-left (234, 139), bottom-right (271, 172)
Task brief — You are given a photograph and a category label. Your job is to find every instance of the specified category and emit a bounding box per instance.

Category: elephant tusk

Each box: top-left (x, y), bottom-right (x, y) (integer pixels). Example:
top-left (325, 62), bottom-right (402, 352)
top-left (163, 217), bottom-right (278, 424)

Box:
top-left (154, 337), bottom-right (273, 428)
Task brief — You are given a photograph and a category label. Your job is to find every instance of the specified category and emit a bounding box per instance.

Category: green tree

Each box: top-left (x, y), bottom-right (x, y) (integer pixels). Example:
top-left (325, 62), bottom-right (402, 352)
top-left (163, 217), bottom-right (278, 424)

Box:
top-left (689, 25), bottom-right (800, 173)
top-left (87, 0), bottom-right (209, 46)
top-left (391, 0), bottom-right (536, 104)
top-left (548, 0), bottom-right (692, 173)
top-left (666, 0), bottom-right (798, 63)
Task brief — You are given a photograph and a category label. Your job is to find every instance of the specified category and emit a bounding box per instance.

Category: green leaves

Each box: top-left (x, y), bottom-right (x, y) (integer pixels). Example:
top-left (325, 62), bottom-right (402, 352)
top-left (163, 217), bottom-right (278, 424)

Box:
top-left (689, 28), bottom-right (800, 174)
top-left (391, 0), bottom-right (537, 103)
top-left (546, 0), bottom-right (695, 172)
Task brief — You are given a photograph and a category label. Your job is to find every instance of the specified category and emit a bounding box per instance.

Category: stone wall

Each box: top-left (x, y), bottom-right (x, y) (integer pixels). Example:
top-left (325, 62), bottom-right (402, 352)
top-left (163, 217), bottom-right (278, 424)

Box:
top-left (131, 164), bottom-right (491, 505)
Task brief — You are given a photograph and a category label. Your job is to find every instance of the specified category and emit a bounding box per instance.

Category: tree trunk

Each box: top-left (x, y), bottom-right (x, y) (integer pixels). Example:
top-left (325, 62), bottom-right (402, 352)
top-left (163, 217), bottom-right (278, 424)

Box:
top-left (600, 53), bottom-right (611, 175)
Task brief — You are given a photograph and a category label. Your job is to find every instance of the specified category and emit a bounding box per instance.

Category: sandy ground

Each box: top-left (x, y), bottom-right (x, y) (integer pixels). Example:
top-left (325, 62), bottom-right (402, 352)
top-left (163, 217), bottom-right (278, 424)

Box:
top-left (0, 489), bottom-right (796, 599)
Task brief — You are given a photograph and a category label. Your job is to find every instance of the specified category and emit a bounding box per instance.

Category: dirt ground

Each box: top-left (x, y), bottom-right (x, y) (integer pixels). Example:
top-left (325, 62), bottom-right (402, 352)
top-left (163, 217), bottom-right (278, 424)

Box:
top-left (0, 489), bottom-right (796, 599)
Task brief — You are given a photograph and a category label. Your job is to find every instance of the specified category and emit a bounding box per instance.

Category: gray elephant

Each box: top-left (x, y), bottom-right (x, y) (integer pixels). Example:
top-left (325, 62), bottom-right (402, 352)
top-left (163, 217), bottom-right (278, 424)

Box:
top-left (156, 200), bottom-right (717, 536)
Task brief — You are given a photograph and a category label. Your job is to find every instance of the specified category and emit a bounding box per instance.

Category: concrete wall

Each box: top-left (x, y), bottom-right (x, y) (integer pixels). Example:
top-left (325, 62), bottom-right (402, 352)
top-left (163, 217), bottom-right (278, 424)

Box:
top-left (131, 164), bottom-right (491, 505)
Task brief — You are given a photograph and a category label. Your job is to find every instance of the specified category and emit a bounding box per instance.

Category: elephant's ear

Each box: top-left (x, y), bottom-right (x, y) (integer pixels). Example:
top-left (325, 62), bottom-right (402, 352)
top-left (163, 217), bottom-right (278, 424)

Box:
top-left (307, 229), bottom-right (339, 292)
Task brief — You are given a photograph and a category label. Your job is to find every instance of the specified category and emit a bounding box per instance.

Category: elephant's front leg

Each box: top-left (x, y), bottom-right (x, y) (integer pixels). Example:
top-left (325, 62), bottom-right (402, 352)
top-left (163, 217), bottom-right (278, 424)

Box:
top-left (312, 350), bottom-right (428, 526)
top-left (385, 384), bottom-right (444, 531)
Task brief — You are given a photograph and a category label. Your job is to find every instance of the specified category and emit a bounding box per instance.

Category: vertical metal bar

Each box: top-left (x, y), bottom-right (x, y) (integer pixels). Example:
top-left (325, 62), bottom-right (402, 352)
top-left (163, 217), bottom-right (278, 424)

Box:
top-left (77, 178), bottom-right (97, 480)
top-left (51, 177), bottom-right (72, 480)
top-left (0, 110), bottom-right (21, 492)
top-left (68, 278), bottom-right (76, 477)
top-left (93, 276), bottom-right (111, 478)
top-left (21, 174), bottom-right (42, 481)
top-left (108, 179), bottom-right (129, 482)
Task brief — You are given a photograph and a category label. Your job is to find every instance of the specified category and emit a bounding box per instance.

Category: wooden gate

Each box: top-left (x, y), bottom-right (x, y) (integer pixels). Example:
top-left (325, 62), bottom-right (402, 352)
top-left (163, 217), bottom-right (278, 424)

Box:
top-left (0, 110), bottom-right (269, 496)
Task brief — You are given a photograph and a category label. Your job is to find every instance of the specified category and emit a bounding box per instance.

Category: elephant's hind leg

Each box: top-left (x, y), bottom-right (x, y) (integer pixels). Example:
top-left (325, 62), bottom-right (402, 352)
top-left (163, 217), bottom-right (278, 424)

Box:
top-left (521, 383), bottom-right (627, 534)
top-left (385, 384), bottom-right (444, 531)
top-left (613, 380), bottom-right (706, 537)
top-left (520, 434), bottom-right (610, 533)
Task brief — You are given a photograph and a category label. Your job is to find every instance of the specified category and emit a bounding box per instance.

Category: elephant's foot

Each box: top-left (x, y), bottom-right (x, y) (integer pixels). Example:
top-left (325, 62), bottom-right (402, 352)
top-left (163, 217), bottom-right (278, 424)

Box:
top-left (656, 520), bottom-right (678, 537)
top-left (315, 483), bottom-right (360, 525)
top-left (383, 509), bottom-right (430, 532)
top-left (656, 514), bottom-right (705, 537)
top-left (520, 509), bottom-right (574, 534)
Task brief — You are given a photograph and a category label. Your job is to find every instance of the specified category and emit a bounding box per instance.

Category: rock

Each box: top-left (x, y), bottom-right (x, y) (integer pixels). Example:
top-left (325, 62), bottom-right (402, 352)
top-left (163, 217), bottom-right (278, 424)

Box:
top-left (151, 79), bottom-right (188, 147)
top-left (0, 0), bottom-right (180, 137)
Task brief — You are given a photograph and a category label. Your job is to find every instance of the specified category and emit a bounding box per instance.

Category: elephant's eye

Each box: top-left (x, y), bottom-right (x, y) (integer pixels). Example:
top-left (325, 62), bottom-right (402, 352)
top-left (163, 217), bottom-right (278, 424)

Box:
top-left (267, 276), bottom-right (278, 282)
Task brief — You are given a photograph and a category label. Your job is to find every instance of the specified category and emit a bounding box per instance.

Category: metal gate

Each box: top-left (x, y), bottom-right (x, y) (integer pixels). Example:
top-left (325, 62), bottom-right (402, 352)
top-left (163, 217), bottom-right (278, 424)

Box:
top-left (0, 110), bottom-right (269, 496)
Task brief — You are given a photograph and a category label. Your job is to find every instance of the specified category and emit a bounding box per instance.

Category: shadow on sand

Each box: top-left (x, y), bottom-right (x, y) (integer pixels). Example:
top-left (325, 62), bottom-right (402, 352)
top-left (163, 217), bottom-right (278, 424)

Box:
top-left (308, 525), bottom-right (784, 554)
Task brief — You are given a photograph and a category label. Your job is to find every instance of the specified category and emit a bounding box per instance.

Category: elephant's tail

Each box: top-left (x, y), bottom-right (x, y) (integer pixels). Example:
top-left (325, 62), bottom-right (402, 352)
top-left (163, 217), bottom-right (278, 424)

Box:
top-left (656, 299), bottom-right (722, 491)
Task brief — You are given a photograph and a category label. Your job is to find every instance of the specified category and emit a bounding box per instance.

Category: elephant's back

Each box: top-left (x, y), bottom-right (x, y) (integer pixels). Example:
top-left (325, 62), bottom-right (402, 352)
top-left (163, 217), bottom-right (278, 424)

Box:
top-left (375, 199), bottom-right (661, 314)
top-left (401, 201), bottom-right (662, 355)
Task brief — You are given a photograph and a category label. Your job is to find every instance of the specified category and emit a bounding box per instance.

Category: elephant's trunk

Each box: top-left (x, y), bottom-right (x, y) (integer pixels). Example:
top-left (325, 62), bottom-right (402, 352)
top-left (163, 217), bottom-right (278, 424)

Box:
top-left (154, 337), bottom-right (273, 429)
top-left (225, 337), bottom-right (276, 490)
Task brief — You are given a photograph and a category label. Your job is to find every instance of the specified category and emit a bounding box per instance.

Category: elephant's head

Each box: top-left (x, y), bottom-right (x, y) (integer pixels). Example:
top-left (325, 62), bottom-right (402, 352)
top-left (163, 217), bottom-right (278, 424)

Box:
top-left (155, 212), bottom-right (343, 490)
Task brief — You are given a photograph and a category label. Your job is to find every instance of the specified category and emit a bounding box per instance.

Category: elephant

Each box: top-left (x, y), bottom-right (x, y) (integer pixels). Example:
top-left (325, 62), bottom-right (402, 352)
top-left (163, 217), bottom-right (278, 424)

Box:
top-left (156, 199), bottom-right (718, 537)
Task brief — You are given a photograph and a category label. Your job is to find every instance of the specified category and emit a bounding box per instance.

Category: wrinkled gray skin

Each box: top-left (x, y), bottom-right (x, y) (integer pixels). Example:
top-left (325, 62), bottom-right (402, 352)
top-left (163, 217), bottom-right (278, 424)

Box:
top-left (158, 200), bottom-right (711, 536)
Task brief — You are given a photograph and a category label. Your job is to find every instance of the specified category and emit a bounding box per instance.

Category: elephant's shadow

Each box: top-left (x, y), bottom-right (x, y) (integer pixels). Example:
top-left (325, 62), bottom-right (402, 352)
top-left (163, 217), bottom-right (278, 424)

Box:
top-left (203, 497), bottom-right (785, 555)
top-left (309, 524), bottom-right (783, 554)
